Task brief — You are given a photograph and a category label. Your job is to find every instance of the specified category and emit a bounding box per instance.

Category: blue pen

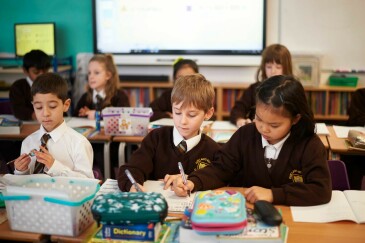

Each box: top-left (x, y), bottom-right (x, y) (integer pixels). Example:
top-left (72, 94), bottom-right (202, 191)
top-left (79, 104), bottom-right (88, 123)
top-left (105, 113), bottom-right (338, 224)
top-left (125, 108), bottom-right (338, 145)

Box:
top-left (178, 162), bottom-right (191, 197)
top-left (125, 169), bottom-right (142, 192)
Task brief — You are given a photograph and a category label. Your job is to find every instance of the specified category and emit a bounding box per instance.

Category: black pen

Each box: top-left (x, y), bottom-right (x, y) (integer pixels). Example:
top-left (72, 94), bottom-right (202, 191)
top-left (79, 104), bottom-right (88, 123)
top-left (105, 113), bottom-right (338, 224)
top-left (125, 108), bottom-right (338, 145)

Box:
top-left (178, 162), bottom-right (191, 197)
top-left (125, 169), bottom-right (142, 192)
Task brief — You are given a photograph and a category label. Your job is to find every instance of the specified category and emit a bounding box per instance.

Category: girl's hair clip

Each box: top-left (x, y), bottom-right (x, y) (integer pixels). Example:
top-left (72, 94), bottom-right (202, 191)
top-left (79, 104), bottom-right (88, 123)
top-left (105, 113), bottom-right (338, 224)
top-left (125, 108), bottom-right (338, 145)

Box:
top-left (173, 57), bottom-right (184, 65)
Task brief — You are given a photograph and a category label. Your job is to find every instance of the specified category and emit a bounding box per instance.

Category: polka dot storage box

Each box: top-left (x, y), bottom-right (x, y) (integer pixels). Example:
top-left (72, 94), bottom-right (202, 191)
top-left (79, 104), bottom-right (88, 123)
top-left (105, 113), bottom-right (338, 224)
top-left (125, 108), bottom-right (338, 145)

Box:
top-left (102, 107), bottom-right (153, 136)
top-left (0, 176), bottom-right (100, 236)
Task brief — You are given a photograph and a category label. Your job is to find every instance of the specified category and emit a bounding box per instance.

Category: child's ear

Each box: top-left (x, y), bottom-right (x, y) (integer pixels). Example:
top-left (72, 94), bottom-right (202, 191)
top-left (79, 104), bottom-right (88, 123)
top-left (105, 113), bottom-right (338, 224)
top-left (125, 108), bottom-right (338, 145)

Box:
top-left (63, 98), bottom-right (71, 112)
top-left (106, 71), bottom-right (112, 80)
top-left (22, 67), bottom-right (29, 76)
top-left (204, 107), bottom-right (215, 120)
top-left (292, 114), bottom-right (301, 125)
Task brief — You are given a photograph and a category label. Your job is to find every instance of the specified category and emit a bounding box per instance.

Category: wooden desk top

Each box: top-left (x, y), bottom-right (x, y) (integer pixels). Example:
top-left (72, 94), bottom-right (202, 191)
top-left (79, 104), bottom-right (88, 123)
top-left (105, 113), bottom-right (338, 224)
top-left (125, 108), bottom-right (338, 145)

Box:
top-left (51, 187), bottom-right (365, 243)
top-left (0, 123), bottom-right (39, 140)
top-left (327, 126), bottom-right (365, 155)
top-left (0, 123), bottom-right (112, 142)
top-left (318, 134), bottom-right (329, 149)
top-left (112, 135), bottom-right (144, 143)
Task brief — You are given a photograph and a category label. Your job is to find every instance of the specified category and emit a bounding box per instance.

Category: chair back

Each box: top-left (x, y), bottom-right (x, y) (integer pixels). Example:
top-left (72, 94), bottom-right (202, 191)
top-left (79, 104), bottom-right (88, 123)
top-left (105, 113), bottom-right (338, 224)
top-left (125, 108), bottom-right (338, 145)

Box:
top-left (328, 160), bottom-right (351, 190)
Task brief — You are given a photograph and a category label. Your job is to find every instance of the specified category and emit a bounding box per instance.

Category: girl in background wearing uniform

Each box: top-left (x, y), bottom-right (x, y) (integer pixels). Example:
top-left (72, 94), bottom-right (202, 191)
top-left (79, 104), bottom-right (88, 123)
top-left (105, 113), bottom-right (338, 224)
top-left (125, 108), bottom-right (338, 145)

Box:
top-left (74, 54), bottom-right (130, 119)
top-left (230, 44), bottom-right (293, 127)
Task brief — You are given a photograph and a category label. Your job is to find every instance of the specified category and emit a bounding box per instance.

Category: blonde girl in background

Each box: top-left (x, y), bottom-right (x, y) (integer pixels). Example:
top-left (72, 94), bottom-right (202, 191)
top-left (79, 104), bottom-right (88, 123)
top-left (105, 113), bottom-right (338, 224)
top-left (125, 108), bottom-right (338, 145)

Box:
top-left (74, 54), bottom-right (130, 119)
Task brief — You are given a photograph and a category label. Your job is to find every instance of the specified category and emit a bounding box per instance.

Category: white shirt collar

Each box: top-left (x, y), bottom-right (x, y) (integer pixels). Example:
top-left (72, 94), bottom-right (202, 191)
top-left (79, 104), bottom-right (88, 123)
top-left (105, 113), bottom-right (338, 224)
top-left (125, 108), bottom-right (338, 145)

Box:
top-left (261, 132), bottom-right (290, 160)
top-left (92, 89), bottom-right (106, 103)
top-left (173, 126), bottom-right (202, 152)
top-left (39, 120), bottom-right (67, 143)
top-left (26, 76), bottom-right (33, 87)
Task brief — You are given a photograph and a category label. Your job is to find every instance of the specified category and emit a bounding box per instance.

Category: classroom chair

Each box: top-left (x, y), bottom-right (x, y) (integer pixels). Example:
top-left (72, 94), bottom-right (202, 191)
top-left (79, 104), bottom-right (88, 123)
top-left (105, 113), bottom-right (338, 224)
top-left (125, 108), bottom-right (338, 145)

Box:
top-left (328, 160), bottom-right (351, 191)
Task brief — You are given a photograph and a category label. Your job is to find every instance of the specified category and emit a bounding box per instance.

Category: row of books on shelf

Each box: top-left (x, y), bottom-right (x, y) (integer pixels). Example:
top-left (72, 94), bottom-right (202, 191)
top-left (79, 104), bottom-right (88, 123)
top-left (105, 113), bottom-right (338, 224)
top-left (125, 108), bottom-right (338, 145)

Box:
top-left (306, 91), bottom-right (352, 116)
top-left (222, 89), bottom-right (243, 112)
top-left (328, 92), bottom-right (352, 115)
top-left (125, 88), bottom-right (151, 108)
top-left (220, 89), bottom-right (352, 116)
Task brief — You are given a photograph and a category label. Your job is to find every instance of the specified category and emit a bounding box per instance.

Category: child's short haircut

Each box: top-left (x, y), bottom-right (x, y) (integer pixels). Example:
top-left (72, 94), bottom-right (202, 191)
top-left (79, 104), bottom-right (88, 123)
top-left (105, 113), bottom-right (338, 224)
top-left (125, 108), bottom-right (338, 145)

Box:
top-left (256, 75), bottom-right (315, 139)
top-left (31, 73), bottom-right (69, 102)
top-left (173, 59), bottom-right (199, 81)
top-left (23, 50), bottom-right (51, 71)
top-left (171, 74), bottom-right (214, 113)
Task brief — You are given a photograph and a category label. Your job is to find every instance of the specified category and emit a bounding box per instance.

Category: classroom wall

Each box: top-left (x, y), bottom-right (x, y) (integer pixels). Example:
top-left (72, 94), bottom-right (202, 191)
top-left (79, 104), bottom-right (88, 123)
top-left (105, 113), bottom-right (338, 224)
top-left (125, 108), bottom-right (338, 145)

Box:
top-left (0, 0), bottom-right (93, 65)
top-left (0, 0), bottom-right (364, 85)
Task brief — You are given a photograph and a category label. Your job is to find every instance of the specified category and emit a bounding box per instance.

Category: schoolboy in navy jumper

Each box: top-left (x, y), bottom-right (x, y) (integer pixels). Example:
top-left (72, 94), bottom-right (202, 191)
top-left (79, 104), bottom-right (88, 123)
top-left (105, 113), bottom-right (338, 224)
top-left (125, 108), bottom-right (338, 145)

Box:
top-left (13, 73), bottom-right (94, 178)
top-left (149, 59), bottom-right (199, 121)
top-left (173, 75), bottom-right (332, 206)
top-left (118, 74), bottom-right (220, 192)
top-left (9, 49), bottom-right (51, 120)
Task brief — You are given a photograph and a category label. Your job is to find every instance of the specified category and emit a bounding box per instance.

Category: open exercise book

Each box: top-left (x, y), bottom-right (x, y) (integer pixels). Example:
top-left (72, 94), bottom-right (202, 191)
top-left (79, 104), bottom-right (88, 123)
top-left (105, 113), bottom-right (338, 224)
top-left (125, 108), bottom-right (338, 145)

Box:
top-left (98, 179), bottom-right (195, 213)
top-left (291, 190), bottom-right (365, 223)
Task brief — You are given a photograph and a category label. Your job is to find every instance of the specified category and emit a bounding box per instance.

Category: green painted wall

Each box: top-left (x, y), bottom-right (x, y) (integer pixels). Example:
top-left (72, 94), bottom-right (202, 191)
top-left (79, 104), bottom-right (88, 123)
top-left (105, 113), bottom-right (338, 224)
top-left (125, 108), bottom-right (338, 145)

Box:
top-left (0, 0), bottom-right (93, 67)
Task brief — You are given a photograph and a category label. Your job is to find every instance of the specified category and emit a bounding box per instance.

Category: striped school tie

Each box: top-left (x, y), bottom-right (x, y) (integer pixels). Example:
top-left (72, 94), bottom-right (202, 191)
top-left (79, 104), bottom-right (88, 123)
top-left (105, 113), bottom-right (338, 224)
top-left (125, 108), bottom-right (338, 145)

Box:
top-left (177, 140), bottom-right (187, 154)
top-left (33, 133), bottom-right (51, 174)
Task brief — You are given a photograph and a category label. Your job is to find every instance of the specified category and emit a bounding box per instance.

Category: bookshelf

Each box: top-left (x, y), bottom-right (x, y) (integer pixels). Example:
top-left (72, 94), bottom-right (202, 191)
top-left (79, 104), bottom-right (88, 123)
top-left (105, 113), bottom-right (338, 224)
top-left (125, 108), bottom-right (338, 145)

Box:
top-left (120, 82), bottom-right (361, 122)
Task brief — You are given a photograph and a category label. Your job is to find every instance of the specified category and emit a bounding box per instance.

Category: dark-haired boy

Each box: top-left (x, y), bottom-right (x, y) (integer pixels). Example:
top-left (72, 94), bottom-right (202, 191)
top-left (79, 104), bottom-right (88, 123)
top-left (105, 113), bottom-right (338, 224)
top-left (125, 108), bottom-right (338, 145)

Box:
top-left (13, 73), bottom-right (94, 178)
top-left (9, 49), bottom-right (51, 120)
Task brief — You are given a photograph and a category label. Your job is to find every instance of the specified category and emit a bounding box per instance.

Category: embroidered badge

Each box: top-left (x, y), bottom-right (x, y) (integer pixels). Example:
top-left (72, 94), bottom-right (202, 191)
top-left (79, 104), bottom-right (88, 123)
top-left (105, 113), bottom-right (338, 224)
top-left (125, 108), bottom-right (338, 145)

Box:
top-left (289, 169), bottom-right (303, 182)
top-left (195, 158), bottom-right (211, 170)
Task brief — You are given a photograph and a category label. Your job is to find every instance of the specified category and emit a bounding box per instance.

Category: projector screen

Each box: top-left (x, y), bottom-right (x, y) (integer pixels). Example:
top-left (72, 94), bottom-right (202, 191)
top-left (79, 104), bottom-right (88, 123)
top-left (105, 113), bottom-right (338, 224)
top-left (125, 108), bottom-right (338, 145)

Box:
top-left (14, 22), bottom-right (56, 57)
top-left (93, 0), bottom-right (266, 66)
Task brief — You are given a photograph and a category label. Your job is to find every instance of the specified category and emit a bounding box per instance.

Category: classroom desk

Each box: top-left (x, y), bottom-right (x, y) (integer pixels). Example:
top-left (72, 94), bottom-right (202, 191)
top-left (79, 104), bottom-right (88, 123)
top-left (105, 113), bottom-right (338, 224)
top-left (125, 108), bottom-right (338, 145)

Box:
top-left (47, 187), bottom-right (365, 243)
top-left (112, 135), bottom-right (143, 168)
top-left (0, 124), bottom-right (113, 179)
top-left (87, 130), bottom-right (112, 179)
top-left (318, 134), bottom-right (329, 149)
top-left (326, 126), bottom-right (365, 157)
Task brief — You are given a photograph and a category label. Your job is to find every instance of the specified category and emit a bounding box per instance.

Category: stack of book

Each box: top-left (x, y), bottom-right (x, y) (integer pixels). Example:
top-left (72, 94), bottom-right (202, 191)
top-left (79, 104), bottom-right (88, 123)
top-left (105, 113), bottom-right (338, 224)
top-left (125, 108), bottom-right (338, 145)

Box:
top-left (0, 116), bottom-right (21, 134)
top-left (89, 223), bottom-right (162, 243)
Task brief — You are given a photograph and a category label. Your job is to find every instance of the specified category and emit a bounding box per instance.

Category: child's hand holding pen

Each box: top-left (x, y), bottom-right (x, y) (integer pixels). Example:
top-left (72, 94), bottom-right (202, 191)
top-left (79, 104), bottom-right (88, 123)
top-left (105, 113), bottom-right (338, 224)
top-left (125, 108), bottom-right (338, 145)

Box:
top-left (172, 176), bottom-right (194, 197)
top-left (125, 169), bottom-right (146, 192)
top-left (10, 149), bottom-right (37, 172)
top-left (175, 162), bottom-right (193, 197)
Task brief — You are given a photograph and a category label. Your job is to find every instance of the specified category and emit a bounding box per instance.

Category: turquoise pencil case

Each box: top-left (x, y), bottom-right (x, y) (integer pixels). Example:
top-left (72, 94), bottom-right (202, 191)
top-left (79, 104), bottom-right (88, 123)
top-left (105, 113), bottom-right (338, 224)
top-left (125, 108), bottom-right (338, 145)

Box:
top-left (191, 190), bottom-right (247, 235)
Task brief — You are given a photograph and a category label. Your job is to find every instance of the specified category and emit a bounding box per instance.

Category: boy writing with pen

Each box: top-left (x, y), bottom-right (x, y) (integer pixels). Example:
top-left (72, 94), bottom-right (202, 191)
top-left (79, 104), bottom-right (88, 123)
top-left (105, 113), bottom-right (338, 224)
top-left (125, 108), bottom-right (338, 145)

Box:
top-left (117, 74), bottom-right (220, 192)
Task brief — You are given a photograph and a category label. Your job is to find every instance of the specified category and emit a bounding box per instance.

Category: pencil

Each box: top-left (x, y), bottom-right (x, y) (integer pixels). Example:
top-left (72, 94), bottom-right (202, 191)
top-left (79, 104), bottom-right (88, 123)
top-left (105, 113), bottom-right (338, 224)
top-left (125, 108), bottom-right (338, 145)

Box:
top-left (5, 150), bottom-right (37, 165)
top-left (6, 159), bottom-right (16, 165)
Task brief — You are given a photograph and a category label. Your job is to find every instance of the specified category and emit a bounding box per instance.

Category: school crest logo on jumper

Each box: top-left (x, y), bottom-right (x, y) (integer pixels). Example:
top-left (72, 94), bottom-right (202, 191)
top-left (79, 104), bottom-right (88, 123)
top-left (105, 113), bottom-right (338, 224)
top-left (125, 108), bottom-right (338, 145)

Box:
top-left (289, 169), bottom-right (303, 182)
top-left (195, 158), bottom-right (211, 170)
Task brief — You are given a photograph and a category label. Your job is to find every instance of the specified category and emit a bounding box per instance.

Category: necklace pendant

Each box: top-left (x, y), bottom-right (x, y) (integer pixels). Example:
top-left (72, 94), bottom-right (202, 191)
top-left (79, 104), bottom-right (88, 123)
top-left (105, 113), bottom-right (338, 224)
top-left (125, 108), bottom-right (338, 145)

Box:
top-left (267, 163), bottom-right (272, 169)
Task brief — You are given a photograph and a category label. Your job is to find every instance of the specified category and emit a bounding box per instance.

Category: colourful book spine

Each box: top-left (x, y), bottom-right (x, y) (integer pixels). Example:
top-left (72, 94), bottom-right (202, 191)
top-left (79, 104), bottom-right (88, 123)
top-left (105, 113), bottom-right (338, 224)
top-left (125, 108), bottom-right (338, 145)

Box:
top-left (101, 223), bottom-right (161, 242)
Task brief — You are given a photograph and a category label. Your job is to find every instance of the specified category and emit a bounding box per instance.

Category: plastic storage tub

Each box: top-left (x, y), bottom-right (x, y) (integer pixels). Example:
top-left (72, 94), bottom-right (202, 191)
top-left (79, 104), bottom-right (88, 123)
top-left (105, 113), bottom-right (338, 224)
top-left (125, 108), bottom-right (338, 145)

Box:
top-left (0, 177), bottom-right (99, 236)
top-left (102, 107), bottom-right (153, 136)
